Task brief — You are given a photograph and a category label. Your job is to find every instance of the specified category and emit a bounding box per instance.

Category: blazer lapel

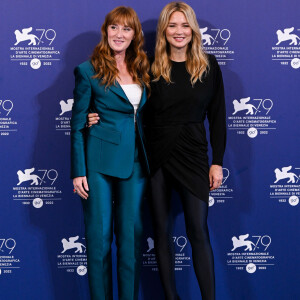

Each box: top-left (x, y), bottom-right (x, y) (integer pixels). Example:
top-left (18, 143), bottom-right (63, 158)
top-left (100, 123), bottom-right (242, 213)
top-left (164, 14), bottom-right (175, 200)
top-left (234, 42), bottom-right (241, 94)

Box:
top-left (109, 82), bottom-right (130, 103)
top-left (109, 81), bottom-right (147, 111)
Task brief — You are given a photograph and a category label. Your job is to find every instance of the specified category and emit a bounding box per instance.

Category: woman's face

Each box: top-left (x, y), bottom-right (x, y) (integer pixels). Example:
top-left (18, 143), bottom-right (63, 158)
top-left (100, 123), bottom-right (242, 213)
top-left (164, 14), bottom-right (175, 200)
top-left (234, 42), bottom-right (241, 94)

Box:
top-left (107, 23), bottom-right (135, 54)
top-left (165, 11), bottom-right (192, 52)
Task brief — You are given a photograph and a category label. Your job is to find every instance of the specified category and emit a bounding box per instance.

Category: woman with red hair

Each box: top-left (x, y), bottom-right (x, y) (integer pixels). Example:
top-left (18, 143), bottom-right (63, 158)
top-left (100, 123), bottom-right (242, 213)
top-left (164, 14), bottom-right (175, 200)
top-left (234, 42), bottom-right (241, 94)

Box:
top-left (71, 6), bottom-right (150, 300)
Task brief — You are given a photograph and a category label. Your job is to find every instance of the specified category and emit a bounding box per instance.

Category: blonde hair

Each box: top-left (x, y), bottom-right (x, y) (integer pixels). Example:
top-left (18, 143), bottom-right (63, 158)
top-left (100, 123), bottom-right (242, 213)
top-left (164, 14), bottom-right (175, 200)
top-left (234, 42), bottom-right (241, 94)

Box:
top-left (91, 6), bottom-right (150, 90)
top-left (151, 2), bottom-right (209, 85)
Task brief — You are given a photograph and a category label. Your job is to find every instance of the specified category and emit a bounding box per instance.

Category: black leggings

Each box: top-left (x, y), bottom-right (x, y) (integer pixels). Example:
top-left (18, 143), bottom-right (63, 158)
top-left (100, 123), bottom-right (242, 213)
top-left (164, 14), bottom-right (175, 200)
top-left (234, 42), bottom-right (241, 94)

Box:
top-left (150, 168), bottom-right (215, 300)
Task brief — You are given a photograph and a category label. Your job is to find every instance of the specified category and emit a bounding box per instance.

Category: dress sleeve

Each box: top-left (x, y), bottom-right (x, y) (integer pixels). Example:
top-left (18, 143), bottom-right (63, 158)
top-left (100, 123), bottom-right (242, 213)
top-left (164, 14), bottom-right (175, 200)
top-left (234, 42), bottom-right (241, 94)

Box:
top-left (207, 56), bottom-right (227, 166)
top-left (70, 65), bottom-right (92, 178)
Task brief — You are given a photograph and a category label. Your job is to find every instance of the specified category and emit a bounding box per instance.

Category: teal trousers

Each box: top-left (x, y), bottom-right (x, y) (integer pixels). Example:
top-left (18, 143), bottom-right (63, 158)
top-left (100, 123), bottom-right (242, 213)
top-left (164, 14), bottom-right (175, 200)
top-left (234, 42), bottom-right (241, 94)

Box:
top-left (82, 146), bottom-right (147, 300)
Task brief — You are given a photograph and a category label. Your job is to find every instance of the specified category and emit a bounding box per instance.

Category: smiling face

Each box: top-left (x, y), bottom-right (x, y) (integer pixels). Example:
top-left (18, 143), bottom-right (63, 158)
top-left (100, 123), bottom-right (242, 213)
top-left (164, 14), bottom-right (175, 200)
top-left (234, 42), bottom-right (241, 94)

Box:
top-left (107, 23), bottom-right (135, 54)
top-left (165, 11), bottom-right (192, 53)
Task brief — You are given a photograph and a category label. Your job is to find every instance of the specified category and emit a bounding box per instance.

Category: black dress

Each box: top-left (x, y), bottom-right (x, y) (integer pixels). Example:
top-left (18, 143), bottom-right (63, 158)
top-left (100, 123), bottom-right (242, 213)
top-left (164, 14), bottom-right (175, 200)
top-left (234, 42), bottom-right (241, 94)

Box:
top-left (143, 54), bottom-right (226, 202)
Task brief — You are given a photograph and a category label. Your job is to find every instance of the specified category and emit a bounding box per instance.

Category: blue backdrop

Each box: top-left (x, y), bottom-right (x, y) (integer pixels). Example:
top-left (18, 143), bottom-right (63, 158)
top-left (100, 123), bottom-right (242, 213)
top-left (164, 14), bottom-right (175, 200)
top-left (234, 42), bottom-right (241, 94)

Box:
top-left (1, 0), bottom-right (299, 299)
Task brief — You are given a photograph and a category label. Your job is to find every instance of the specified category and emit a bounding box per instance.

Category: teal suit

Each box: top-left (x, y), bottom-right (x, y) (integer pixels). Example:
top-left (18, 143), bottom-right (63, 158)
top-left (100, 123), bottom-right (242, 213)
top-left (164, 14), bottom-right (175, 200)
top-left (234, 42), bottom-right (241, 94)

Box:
top-left (71, 61), bottom-right (149, 300)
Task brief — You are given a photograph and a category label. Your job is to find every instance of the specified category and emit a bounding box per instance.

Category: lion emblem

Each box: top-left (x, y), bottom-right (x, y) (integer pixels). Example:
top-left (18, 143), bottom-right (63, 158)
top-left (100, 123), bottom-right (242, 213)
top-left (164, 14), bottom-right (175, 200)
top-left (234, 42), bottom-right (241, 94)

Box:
top-left (232, 97), bottom-right (259, 115)
top-left (14, 27), bottom-right (39, 46)
top-left (231, 234), bottom-right (255, 251)
top-left (61, 236), bottom-right (86, 253)
top-left (59, 99), bottom-right (74, 116)
top-left (147, 237), bottom-right (155, 253)
top-left (200, 27), bottom-right (215, 46)
top-left (17, 168), bottom-right (42, 185)
top-left (276, 27), bottom-right (300, 46)
top-left (274, 166), bottom-right (299, 184)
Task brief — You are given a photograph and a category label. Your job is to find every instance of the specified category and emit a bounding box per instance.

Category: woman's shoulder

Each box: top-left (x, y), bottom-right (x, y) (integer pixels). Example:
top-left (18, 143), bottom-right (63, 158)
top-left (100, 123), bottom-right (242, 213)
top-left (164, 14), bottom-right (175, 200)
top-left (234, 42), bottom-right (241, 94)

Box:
top-left (206, 53), bottom-right (218, 67)
top-left (75, 60), bottom-right (95, 75)
top-left (205, 54), bottom-right (222, 80)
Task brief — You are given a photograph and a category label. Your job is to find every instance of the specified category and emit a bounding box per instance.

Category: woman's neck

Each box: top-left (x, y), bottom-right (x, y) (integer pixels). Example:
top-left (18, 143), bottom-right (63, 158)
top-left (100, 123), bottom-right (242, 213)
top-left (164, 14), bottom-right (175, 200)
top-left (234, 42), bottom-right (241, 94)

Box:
top-left (169, 46), bottom-right (187, 62)
top-left (114, 50), bottom-right (134, 84)
top-left (114, 51), bottom-right (126, 68)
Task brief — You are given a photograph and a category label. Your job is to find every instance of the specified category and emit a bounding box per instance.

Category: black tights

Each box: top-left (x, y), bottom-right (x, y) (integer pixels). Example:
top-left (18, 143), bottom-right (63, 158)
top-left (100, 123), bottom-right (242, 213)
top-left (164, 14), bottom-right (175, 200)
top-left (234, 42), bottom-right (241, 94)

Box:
top-left (150, 168), bottom-right (215, 300)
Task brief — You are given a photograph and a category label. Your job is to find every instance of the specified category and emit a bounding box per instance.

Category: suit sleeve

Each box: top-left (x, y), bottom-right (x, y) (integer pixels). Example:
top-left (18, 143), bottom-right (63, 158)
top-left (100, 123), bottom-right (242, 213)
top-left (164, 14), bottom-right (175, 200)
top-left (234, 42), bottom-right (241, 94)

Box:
top-left (70, 66), bottom-right (92, 178)
top-left (207, 56), bottom-right (227, 166)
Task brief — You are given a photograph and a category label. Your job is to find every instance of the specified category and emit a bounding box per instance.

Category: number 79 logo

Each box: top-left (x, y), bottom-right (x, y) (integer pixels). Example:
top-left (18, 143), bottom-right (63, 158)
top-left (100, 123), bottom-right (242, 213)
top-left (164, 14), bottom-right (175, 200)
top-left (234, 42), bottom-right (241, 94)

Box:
top-left (200, 27), bottom-right (231, 46)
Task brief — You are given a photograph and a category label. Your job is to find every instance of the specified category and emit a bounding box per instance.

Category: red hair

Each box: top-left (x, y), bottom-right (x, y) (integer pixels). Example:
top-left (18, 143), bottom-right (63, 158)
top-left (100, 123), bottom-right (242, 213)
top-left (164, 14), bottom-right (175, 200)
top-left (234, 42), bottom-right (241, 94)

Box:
top-left (91, 6), bottom-right (150, 91)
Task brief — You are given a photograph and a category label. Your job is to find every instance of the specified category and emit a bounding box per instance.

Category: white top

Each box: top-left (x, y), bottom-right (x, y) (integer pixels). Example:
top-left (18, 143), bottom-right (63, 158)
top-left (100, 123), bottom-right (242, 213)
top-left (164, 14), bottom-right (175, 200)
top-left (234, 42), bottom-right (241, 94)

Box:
top-left (121, 84), bottom-right (142, 122)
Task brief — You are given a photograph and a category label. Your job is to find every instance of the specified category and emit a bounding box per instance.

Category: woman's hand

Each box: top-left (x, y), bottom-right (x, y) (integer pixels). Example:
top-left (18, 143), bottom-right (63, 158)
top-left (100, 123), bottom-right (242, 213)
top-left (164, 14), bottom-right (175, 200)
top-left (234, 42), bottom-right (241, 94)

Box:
top-left (73, 176), bottom-right (89, 199)
top-left (209, 165), bottom-right (223, 191)
top-left (87, 113), bottom-right (100, 127)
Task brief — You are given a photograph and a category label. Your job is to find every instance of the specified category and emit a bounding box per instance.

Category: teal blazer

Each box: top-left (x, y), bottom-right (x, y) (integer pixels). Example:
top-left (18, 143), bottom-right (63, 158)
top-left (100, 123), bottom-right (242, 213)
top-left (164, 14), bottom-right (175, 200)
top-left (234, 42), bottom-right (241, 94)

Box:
top-left (71, 60), bottom-right (149, 179)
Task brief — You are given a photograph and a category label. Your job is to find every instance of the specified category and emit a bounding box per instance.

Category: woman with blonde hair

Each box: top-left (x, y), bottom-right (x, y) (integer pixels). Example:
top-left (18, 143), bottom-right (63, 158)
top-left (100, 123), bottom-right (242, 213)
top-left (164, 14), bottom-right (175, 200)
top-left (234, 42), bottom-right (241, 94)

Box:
top-left (144, 2), bottom-right (226, 299)
top-left (71, 6), bottom-right (150, 300)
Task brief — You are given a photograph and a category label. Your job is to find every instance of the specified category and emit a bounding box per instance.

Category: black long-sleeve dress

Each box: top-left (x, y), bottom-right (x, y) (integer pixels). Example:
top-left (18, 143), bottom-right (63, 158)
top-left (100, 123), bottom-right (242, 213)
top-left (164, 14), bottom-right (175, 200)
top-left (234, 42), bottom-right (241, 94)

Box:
top-left (143, 54), bottom-right (226, 202)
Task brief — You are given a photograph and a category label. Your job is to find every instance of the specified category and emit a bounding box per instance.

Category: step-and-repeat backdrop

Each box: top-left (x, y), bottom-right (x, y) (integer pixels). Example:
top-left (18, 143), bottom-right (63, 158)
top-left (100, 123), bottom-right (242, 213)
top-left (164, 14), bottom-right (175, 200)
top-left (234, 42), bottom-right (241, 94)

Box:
top-left (1, 0), bottom-right (299, 299)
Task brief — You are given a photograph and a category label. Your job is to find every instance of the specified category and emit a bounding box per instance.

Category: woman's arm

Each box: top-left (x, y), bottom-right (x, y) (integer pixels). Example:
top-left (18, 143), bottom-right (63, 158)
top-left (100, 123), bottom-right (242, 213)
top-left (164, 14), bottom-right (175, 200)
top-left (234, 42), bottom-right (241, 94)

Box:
top-left (207, 56), bottom-right (227, 190)
top-left (71, 65), bottom-right (92, 199)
